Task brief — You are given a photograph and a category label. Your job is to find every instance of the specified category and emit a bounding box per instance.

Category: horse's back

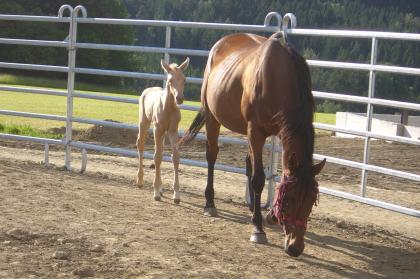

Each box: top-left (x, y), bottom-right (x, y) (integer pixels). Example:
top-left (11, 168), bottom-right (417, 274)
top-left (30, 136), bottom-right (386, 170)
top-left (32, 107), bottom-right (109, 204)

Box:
top-left (203, 34), bottom-right (268, 134)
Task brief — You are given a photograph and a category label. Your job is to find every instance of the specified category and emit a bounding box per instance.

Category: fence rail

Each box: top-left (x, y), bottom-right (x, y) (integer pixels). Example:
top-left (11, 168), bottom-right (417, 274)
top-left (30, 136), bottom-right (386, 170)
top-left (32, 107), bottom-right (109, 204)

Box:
top-left (0, 5), bottom-right (419, 216)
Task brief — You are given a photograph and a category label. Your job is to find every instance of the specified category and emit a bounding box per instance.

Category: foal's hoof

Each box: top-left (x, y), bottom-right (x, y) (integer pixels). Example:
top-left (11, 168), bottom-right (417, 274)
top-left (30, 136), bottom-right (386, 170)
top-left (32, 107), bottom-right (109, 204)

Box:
top-left (173, 198), bottom-right (180, 204)
top-left (154, 196), bottom-right (161, 201)
top-left (250, 232), bottom-right (268, 244)
top-left (204, 207), bottom-right (218, 217)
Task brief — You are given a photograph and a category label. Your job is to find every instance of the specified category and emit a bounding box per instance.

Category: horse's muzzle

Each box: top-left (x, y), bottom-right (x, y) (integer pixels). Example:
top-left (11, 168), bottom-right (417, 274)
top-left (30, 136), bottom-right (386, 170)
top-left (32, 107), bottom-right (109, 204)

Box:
top-left (176, 96), bottom-right (184, 105)
top-left (285, 243), bottom-right (304, 257)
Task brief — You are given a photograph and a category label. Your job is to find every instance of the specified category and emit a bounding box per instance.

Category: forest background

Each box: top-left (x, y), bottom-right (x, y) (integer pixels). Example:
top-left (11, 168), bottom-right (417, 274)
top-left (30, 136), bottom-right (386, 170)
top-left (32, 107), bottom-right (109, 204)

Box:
top-left (0, 0), bottom-right (419, 113)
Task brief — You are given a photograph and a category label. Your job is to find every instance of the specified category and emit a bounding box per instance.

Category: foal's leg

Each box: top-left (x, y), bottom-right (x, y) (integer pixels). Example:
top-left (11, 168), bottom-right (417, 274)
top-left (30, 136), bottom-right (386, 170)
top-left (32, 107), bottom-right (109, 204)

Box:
top-left (167, 128), bottom-right (180, 204)
top-left (204, 114), bottom-right (221, 217)
top-left (248, 124), bottom-right (267, 244)
top-left (153, 126), bottom-right (165, 201)
top-left (136, 121), bottom-right (150, 187)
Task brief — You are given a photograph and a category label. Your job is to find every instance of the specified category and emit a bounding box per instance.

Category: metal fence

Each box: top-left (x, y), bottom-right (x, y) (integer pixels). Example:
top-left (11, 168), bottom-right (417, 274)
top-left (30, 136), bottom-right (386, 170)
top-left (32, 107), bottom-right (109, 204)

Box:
top-left (0, 5), bottom-right (419, 217)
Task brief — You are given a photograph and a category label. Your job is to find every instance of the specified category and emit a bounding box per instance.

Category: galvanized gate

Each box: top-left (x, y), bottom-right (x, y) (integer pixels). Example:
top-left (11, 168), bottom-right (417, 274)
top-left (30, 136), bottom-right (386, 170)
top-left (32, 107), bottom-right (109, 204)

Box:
top-left (0, 5), bottom-right (419, 216)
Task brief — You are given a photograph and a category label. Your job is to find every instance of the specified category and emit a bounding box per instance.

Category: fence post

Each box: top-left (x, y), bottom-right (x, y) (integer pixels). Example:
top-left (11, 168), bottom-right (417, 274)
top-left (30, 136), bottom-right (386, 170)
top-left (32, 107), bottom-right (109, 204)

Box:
top-left (360, 37), bottom-right (378, 196)
top-left (62, 5), bottom-right (87, 170)
top-left (44, 143), bottom-right (49, 167)
top-left (58, 5), bottom-right (74, 170)
top-left (245, 12), bottom-right (285, 208)
top-left (163, 26), bottom-right (171, 88)
top-left (265, 136), bottom-right (280, 208)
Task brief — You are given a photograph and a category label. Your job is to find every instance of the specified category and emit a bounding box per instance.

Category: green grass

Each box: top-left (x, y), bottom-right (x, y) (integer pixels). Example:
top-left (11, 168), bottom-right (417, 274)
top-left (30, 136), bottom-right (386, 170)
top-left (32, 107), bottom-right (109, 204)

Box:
top-left (0, 123), bottom-right (63, 139)
top-left (0, 74), bottom-right (199, 134)
top-left (0, 74), bottom-right (335, 138)
top-left (0, 74), bottom-right (136, 95)
top-left (314, 112), bottom-right (336, 125)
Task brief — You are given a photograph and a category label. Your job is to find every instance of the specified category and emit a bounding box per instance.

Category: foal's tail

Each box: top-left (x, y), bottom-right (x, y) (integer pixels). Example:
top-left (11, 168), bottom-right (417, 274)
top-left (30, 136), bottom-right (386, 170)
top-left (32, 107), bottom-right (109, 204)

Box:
top-left (178, 107), bottom-right (206, 146)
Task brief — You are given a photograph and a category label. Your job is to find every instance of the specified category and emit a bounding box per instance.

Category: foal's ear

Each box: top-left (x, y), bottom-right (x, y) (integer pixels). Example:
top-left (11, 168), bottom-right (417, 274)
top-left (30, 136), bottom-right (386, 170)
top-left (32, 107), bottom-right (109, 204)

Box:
top-left (312, 158), bottom-right (326, 176)
top-left (178, 57), bottom-right (190, 71)
top-left (286, 153), bottom-right (298, 176)
top-left (161, 59), bottom-right (172, 74)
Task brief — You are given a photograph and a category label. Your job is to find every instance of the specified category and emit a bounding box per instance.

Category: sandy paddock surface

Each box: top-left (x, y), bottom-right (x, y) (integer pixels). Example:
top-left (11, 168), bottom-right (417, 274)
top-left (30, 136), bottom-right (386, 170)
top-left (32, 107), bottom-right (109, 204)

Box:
top-left (1, 132), bottom-right (420, 278)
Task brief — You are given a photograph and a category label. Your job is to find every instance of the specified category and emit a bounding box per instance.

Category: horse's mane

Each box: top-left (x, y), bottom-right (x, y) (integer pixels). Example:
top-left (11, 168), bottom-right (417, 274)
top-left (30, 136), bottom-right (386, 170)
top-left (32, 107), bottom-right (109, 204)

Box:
top-left (271, 34), bottom-right (315, 184)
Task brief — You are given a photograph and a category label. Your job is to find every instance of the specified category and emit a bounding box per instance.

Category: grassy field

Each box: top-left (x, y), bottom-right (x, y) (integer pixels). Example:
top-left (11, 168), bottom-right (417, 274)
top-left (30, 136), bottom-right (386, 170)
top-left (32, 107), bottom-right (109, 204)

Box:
top-left (0, 74), bottom-right (335, 138)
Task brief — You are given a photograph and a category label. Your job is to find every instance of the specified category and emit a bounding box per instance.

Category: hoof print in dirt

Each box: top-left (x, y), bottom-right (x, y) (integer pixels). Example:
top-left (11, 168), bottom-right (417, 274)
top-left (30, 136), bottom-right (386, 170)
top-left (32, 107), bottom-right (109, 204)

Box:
top-left (52, 250), bottom-right (69, 260)
top-left (91, 244), bottom-right (105, 253)
top-left (6, 228), bottom-right (35, 241)
top-left (73, 266), bottom-right (95, 278)
top-left (336, 220), bottom-right (347, 229)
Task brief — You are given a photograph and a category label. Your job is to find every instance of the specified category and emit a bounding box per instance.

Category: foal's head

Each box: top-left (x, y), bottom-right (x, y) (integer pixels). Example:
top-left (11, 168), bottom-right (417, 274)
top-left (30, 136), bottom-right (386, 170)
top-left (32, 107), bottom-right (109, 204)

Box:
top-left (270, 155), bottom-right (326, 257)
top-left (161, 57), bottom-right (190, 105)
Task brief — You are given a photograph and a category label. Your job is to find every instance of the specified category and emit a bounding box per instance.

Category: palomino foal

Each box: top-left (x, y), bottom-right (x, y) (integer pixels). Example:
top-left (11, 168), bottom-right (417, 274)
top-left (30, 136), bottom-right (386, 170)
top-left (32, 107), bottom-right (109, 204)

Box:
top-left (136, 58), bottom-right (189, 203)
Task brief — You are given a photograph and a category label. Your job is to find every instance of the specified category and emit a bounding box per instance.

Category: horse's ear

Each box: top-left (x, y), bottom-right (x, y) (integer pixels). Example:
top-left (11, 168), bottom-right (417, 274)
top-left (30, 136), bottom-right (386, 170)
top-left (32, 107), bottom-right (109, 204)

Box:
top-left (312, 158), bottom-right (326, 176)
top-left (161, 59), bottom-right (171, 74)
top-left (286, 153), bottom-right (298, 176)
top-left (178, 57), bottom-right (190, 71)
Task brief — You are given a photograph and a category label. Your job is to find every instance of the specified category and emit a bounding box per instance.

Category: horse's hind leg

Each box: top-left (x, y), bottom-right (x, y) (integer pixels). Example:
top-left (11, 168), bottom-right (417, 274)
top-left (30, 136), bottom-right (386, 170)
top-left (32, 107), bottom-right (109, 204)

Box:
top-left (152, 126), bottom-right (165, 201)
top-left (246, 150), bottom-right (255, 212)
top-left (204, 114), bottom-right (220, 217)
top-left (167, 128), bottom-right (180, 204)
top-left (136, 121), bottom-right (150, 187)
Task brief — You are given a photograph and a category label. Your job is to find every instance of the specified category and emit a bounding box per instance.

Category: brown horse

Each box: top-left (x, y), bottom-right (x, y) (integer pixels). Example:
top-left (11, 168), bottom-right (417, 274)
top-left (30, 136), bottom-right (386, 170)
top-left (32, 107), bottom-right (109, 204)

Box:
top-left (179, 32), bottom-right (325, 257)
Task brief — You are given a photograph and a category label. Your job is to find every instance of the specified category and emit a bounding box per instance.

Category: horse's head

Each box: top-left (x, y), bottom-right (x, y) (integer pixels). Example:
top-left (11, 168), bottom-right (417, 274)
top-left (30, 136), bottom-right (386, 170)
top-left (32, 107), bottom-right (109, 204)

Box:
top-left (269, 155), bottom-right (326, 257)
top-left (161, 57), bottom-right (189, 105)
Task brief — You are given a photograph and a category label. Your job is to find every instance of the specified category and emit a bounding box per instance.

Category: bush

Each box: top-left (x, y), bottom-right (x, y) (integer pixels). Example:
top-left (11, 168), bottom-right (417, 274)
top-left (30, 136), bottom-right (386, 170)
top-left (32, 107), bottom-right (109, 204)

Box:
top-left (316, 100), bottom-right (344, 113)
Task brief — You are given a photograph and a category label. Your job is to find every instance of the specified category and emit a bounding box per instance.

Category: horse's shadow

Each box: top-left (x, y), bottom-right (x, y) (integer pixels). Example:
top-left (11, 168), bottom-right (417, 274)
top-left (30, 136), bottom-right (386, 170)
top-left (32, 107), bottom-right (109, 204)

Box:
top-left (160, 189), bottom-right (419, 278)
top-left (300, 231), bottom-right (419, 278)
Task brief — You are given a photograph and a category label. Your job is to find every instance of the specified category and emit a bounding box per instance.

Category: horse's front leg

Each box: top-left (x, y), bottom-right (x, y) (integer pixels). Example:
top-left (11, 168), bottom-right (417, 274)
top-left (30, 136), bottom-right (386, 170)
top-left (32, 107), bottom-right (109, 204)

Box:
top-left (167, 128), bottom-right (180, 204)
top-left (248, 125), bottom-right (267, 244)
top-left (153, 126), bottom-right (165, 201)
top-left (136, 122), bottom-right (149, 187)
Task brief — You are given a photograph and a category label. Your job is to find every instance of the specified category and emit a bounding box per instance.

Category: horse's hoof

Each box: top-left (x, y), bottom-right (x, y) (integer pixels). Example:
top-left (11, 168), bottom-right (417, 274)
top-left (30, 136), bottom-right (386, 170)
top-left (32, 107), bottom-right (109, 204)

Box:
top-left (250, 232), bottom-right (268, 244)
top-left (154, 196), bottom-right (161, 201)
top-left (173, 198), bottom-right (180, 204)
top-left (204, 207), bottom-right (218, 217)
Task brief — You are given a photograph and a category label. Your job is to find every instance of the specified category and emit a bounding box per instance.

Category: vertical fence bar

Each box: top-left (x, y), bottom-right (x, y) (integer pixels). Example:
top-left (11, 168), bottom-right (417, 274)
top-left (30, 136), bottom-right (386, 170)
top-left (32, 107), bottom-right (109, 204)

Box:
top-left (245, 12), bottom-right (284, 208)
top-left (163, 26), bottom-right (171, 88)
top-left (81, 148), bottom-right (87, 173)
top-left (265, 136), bottom-right (280, 208)
top-left (44, 143), bottom-right (49, 167)
top-left (64, 6), bottom-right (87, 170)
top-left (360, 37), bottom-right (378, 196)
top-left (64, 9), bottom-right (76, 170)
top-left (58, 5), bottom-right (74, 170)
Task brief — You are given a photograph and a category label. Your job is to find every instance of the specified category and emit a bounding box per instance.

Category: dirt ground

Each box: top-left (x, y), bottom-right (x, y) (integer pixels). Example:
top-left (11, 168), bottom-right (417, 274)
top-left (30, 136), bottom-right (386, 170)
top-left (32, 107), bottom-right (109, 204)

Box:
top-left (1, 129), bottom-right (420, 278)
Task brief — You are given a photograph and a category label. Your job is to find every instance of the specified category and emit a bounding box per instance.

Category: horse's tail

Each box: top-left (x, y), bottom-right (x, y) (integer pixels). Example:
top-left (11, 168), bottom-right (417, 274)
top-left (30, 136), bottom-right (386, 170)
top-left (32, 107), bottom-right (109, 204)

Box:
top-left (178, 107), bottom-right (206, 146)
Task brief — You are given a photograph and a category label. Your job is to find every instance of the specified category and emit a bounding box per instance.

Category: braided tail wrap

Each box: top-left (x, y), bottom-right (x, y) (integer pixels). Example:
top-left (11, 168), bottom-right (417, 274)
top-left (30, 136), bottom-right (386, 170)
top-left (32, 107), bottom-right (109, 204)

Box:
top-left (178, 107), bottom-right (206, 146)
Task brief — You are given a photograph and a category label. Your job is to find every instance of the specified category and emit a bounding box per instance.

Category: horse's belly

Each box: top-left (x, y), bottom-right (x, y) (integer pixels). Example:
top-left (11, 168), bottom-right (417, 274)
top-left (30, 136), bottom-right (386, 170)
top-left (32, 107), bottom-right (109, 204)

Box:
top-left (206, 88), bottom-right (247, 135)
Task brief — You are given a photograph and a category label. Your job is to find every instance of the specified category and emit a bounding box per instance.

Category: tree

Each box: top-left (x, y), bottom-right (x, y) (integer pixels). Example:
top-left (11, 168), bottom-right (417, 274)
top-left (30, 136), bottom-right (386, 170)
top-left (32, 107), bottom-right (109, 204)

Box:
top-left (0, 0), bottom-right (137, 86)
